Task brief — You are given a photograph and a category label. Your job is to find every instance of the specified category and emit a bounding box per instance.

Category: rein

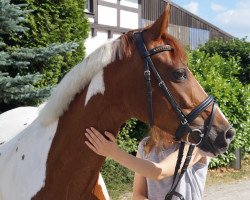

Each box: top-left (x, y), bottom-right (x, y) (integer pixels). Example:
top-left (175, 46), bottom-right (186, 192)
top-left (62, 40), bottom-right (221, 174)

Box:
top-left (133, 32), bottom-right (217, 200)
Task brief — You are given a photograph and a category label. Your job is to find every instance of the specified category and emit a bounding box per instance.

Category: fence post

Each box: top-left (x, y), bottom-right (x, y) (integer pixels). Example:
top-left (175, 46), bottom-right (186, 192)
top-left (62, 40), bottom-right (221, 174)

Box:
top-left (231, 148), bottom-right (241, 170)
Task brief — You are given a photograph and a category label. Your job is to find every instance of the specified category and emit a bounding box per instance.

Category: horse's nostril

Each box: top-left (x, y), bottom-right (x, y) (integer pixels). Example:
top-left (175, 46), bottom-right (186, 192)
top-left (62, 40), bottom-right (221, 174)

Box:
top-left (225, 128), bottom-right (235, 142)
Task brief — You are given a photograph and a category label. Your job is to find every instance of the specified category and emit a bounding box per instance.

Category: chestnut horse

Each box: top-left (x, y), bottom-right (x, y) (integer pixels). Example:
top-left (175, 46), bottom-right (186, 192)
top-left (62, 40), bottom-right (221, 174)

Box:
top-left (0, 4), bottom-right (234, 200)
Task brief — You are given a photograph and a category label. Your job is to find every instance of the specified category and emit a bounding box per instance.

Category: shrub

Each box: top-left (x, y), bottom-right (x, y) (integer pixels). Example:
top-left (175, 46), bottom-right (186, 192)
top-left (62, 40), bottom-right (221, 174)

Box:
top-left (199, 38), bottom-right (250, 84)
top-left (117, 118), bottom-right (148, 154)
top-left (189, 50), bottom-right (250, 168)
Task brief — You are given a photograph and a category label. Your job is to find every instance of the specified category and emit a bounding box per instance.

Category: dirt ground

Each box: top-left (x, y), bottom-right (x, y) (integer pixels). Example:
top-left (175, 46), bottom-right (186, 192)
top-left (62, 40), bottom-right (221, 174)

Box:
top-left (119, 179), bottom-right (250, 199)
top-left (118, 156), bottom-right (250, 200)
top-left (203, 178), bottom-right (250, 200)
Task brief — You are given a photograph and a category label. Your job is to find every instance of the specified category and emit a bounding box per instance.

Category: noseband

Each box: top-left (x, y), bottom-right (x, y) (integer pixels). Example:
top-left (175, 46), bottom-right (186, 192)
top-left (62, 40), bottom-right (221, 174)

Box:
top-left (134, 32), bottom-right (217, 200)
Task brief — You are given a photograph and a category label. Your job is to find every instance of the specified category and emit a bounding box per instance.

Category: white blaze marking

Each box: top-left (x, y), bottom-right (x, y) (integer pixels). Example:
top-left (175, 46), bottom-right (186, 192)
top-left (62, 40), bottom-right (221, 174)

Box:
top-left (217, 107), bottom-right (229, 122)
top-left (0, 107), bottom-right (58, 200)
top-left (85, 70), bottom-right (105, 106)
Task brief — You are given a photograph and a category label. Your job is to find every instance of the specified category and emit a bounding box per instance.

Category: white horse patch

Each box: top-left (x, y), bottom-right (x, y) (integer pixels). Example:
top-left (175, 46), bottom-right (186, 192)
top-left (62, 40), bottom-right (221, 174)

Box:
top-left (85, 70), bottom-right (105, 106)
top-left (0, 107), bottom-right (58, 200)
top-left (0, 107), bottom-right (110, 200)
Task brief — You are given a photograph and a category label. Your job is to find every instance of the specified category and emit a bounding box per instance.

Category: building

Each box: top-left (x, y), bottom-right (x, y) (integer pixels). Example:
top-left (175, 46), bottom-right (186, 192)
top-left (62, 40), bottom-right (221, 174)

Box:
top-left (84, 0), bottom-right (234, 54)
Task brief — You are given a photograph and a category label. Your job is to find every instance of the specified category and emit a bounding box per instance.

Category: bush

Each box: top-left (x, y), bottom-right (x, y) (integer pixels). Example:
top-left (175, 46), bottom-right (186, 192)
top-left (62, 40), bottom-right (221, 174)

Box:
top-left (199, 38), bottom-right (250, 84)
top-left (117, 118), bottom-right (148, 154)
top-left (189, 50), bottom-right (250, 168)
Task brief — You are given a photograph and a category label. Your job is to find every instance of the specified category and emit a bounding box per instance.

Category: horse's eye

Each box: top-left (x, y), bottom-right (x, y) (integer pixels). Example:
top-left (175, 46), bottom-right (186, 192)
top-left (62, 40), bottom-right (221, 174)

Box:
top-left (172, 69), bottom-right (187, 81)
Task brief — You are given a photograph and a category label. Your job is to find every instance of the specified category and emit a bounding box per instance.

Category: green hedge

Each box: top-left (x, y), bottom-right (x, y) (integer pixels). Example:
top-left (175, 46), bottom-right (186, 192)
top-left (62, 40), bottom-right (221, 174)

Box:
top-left (199, 38), bottom-right (250, 85)
top-left (189, 50), bottom-right (250, 168)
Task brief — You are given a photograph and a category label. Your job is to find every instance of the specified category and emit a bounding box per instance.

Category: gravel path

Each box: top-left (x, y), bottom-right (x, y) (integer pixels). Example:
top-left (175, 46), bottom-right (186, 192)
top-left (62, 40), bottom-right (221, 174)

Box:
top-left (203, 179), bottom-right (250, 200)
top-left (119, 179), bottom-right (250, 200)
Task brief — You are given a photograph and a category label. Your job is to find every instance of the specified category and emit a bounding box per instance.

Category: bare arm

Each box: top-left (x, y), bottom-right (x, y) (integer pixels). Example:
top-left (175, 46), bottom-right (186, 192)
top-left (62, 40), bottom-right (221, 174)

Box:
top-left (85, 127), bottom-right (206, 180)
top-left (132, 152), bottom-right (148, 200)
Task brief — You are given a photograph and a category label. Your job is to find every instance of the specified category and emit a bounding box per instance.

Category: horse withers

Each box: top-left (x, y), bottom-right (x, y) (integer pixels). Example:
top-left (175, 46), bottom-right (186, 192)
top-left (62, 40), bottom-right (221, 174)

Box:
top-left (0, 3), bottom-right (234, 200)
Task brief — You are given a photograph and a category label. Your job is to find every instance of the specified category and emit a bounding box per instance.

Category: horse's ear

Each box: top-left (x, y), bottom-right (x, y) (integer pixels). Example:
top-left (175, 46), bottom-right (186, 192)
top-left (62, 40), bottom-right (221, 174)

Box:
top-left (147, 1), bottom-right (171, 39)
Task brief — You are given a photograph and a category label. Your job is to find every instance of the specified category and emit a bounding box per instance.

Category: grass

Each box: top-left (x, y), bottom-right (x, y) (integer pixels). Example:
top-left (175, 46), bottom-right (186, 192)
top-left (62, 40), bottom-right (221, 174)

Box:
top-left (110, 182), bottom-right (133, 200)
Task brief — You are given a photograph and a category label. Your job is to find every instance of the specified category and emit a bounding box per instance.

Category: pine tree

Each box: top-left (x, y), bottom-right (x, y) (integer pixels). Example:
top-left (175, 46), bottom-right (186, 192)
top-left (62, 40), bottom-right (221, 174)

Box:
top-left (0, 0), bottom-right (78, 112)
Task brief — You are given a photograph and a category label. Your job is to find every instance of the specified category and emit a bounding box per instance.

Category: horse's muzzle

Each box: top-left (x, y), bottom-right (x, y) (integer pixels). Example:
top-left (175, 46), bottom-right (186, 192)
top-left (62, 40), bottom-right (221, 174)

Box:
top-left (198, 126), bottom-right (235, 156)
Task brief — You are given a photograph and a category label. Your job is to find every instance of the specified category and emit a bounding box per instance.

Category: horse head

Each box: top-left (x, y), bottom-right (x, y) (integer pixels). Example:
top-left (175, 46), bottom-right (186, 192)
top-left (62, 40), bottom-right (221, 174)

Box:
top-left (117, 4), bottom-right (234, 156)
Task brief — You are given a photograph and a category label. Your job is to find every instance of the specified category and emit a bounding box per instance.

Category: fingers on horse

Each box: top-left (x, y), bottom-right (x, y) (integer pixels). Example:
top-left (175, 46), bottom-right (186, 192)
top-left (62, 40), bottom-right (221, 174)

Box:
top-left (105, 132), bottom-right (116, 143)
top-left (85, 133), bottom-right (99, 148)
top-left (86, 128), bottom-right (101, 143)
top-left (85, 132), bottom-right (100, 147)
top-left (85, 141), bottom-right (99, 154)
top-left (90, 127), bottom-right (107, 143)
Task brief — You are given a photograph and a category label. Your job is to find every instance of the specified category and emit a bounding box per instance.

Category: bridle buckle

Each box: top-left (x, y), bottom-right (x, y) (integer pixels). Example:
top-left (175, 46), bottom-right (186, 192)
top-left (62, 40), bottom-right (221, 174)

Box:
top-left (187, 129), bottom-right (204, 146)
top-left (144, 70), bottom-right (150, 76)
top-left (181, 119), bottom-right (188, 125)
top-left (159, 81), bottom-right (165, 87)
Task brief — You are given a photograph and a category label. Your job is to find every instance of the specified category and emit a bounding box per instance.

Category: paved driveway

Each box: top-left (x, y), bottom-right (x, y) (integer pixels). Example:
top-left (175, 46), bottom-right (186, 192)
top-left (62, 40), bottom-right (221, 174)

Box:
top-left (203, 179), bottom-right (250, 200)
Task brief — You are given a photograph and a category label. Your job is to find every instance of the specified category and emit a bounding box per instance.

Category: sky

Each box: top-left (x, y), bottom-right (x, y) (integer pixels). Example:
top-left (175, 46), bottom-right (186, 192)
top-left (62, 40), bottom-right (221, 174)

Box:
top-left (172, 0), bottom-right (250, 40)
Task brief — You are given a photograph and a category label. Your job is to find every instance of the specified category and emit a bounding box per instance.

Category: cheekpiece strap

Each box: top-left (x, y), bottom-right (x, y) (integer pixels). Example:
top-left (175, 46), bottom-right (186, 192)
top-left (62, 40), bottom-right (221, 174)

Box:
top-left (133, 32), bottom-right (174, 127)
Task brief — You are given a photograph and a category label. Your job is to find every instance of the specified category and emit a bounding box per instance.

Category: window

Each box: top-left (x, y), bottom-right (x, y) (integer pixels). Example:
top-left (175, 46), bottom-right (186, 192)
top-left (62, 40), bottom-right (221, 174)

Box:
top-left (85, 0), bottom-right (94, 13)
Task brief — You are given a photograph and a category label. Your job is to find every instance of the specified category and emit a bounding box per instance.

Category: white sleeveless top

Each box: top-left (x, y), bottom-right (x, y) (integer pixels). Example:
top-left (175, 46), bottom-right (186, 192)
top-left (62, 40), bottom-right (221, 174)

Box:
top-left (137, 137), bottom-right (209, 200)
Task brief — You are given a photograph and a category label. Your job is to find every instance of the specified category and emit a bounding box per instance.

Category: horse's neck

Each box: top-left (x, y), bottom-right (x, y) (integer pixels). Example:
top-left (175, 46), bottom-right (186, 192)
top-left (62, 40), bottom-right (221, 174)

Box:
top-left (33, 73), bottom-right (130, 199)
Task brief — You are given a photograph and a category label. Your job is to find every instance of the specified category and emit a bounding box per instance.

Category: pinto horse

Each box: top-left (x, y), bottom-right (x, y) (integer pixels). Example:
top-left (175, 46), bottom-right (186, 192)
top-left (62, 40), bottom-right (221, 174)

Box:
top-left (0, 4), bottom-right (234, 200)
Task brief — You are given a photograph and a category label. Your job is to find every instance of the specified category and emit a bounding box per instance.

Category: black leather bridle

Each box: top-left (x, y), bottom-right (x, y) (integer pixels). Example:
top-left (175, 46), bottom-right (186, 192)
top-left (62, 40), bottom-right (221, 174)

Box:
top-left (134, 32), bottom-right (217, 200)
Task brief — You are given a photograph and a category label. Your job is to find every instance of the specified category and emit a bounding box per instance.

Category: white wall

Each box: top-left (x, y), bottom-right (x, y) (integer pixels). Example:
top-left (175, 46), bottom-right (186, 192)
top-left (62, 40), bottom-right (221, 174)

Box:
top-left (85, 31), bottom-right (121, 55)
top-left (85, 31), bottom-right (122, 56)
top-left (120, 0), bottom-right (138, 8)
top-left (85, 31), bottom-right (109, 55)
top-left (98, 5), bottom-right (117, 26)
top-left (88, 17), bottom-right (94, 23)
top-left (113, 33), bottom-right (121, 39)
top-left (120, 10), bottom-right (138, 29)
top-left (84, 0), bottom-right (140, 54)
top-left (102, 0), bottom-right (117, 3)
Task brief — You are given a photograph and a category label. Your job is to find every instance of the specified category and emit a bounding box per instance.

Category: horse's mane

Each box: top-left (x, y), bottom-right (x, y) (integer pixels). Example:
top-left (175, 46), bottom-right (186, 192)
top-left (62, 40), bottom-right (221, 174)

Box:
top-left (38, 39), bottom-right (123, 125)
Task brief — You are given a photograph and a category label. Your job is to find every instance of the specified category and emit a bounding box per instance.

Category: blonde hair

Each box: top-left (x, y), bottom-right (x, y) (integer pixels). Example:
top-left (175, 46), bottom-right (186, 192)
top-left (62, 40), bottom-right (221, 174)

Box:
top-left (144, 126), bottom-right (175, 156)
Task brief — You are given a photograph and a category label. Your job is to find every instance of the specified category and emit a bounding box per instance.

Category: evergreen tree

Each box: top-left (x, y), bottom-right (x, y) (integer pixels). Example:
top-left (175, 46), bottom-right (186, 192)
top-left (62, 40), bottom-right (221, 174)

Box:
top-left (0, 0), bottom-right (78, 112)
top-left (10, 0), bottom-right (89, 87)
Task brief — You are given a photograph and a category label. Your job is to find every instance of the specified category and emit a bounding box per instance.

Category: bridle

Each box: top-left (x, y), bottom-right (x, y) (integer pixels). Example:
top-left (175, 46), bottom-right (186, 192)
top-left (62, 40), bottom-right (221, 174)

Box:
top-left (133, 32), bottom-right (217, 200)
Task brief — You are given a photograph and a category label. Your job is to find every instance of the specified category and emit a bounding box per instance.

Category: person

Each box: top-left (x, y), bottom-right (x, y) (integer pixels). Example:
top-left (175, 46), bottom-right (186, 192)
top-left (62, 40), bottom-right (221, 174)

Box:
top-left (85, 126), bottom-right (209, 200)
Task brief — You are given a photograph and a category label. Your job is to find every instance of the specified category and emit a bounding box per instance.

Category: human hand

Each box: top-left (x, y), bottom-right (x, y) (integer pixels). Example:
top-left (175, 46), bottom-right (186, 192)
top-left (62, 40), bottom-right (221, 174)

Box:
top-left (85, 127), bottom-right (118, 157)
